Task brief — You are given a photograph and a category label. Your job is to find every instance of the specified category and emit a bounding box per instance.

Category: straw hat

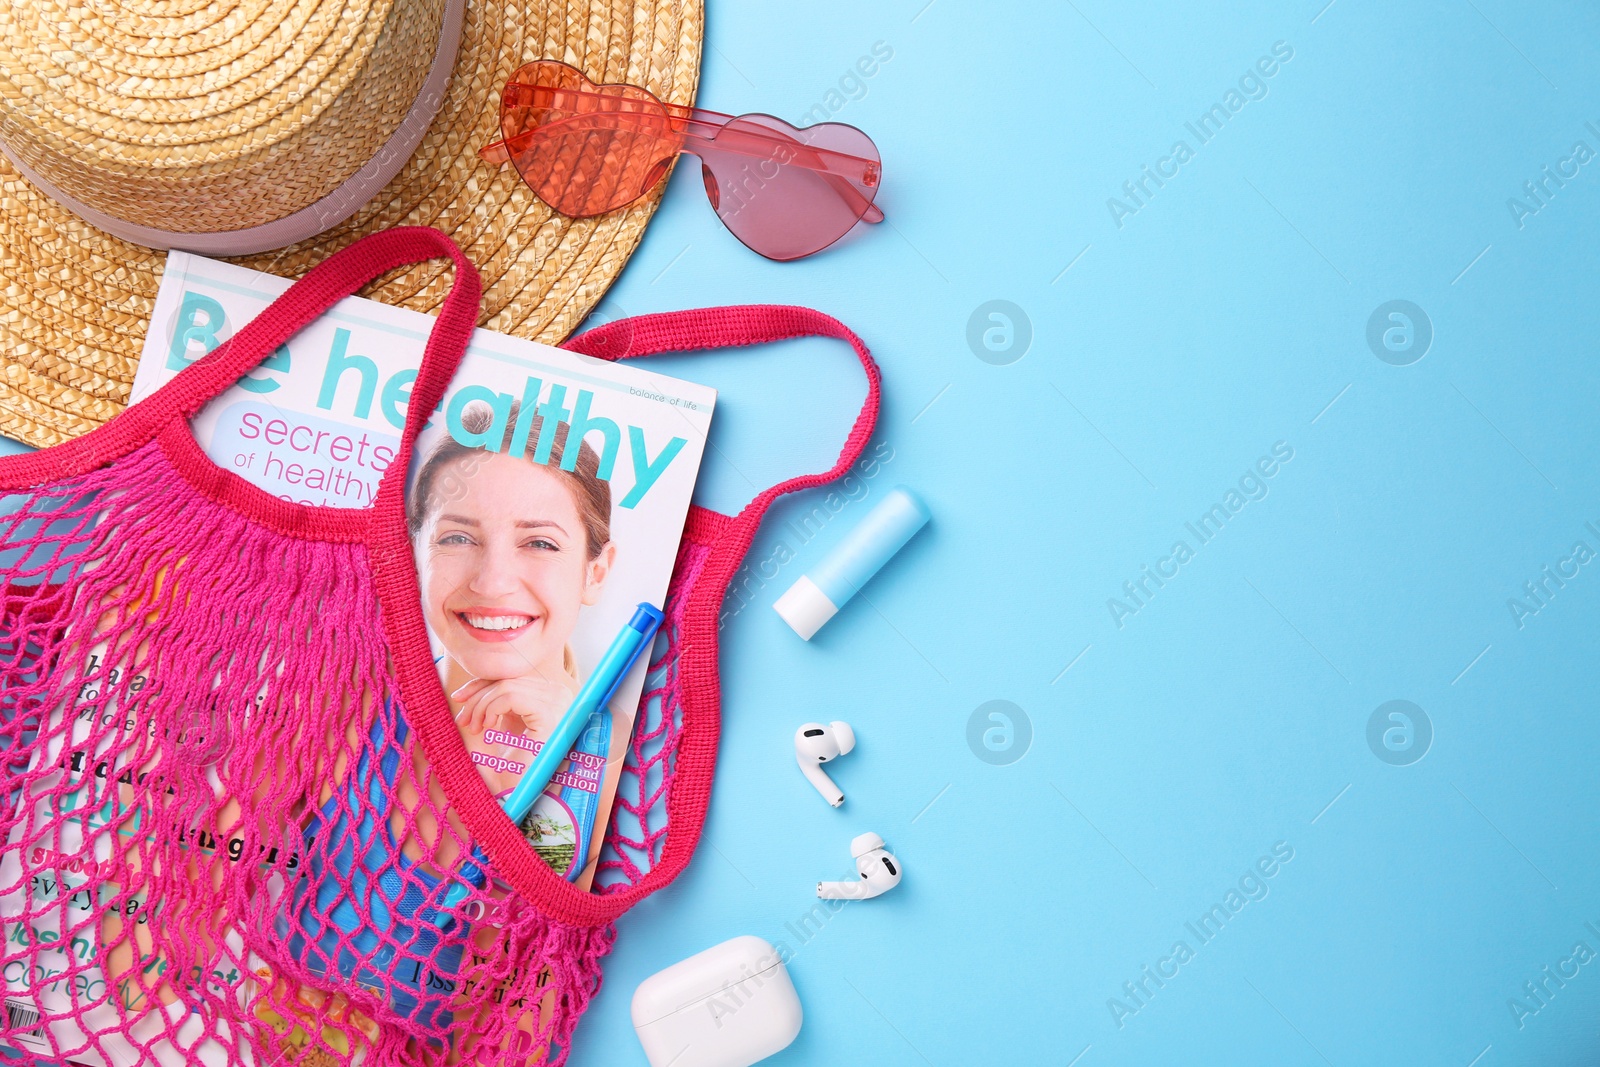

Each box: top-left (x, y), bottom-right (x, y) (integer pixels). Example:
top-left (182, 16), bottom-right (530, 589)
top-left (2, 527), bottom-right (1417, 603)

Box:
top-left (0, 0), bottom-right (703, 448)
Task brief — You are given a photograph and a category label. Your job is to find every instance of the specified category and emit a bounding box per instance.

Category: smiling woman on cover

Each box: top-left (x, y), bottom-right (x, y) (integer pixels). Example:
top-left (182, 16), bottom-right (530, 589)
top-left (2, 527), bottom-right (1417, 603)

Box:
top-left (408, 404), bottom-right (615, 796)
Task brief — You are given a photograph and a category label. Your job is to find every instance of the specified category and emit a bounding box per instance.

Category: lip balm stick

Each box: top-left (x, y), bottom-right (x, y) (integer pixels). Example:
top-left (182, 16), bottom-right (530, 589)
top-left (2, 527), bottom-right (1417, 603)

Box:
top-left (434, 602), bottom-right (664, 929)
top-left (773, 486), bottom-right (929, 640)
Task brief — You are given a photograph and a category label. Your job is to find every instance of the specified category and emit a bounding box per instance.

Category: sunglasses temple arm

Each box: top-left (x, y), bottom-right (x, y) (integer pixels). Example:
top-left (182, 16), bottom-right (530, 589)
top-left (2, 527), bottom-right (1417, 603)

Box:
top-left (679, 123), bottom-right (871, 181)
top-left (482, 107), bottom-right (885, 224)
top-left (679, 126), bottom-right (885, 223)
top-left (501, 87), bottom-right (880, 190)
top-left (494, 89), bottom-right (876, 184)
top-left (479, 139), bottom-right (513, 165)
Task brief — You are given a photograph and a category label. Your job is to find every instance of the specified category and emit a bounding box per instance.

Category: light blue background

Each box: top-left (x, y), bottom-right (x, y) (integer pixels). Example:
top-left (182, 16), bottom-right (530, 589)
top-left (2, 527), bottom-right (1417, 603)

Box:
top-left (574, 2), bottom-right (1600, 1066)
top-left (9, 1), bottom-right (1600, 1064)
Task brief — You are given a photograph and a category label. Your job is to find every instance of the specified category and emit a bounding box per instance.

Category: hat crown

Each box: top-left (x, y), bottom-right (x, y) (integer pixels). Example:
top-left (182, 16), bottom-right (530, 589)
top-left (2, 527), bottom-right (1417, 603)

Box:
top-left (0, 0), bottom-right (450, 233)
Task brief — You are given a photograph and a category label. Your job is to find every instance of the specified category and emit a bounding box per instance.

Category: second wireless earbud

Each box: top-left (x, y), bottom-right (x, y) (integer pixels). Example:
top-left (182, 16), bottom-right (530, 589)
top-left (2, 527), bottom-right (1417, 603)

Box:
top-left (794, 721), bottom-right (855, 807)
top-left (817, 832), bottom-right (902, 900)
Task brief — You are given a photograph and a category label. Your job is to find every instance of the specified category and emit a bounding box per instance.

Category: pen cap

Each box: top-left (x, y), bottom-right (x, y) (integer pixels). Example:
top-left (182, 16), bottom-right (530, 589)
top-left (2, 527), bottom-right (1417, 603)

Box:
top-left (628, 603), bottom-right (666, 635)
top-left (773, 486), bottom-right (929, 640)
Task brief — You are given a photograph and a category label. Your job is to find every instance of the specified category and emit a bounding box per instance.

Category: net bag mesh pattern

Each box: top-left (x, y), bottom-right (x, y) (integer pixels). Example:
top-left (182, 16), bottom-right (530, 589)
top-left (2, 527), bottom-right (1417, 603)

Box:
top-left (0, 227), bottom-right (881, 1066)
top-left (0, 438), bottom-right (623, 1064)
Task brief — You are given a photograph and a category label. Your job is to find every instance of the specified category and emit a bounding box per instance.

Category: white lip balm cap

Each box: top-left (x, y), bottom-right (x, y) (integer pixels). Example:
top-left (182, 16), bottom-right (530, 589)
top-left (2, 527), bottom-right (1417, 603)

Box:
top-left (772, 575), bottom-right (838, 641)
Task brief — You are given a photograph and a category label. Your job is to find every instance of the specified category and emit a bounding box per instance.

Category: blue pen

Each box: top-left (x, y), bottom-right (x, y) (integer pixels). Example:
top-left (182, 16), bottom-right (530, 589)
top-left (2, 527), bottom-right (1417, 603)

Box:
top-left (434, 602), bottom-right (665, 928)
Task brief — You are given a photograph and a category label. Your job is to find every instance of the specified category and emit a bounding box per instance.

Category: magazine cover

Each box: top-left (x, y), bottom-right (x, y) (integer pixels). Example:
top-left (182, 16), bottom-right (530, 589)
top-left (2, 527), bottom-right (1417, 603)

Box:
top-left (0, 251), bottom-right (715, 1066)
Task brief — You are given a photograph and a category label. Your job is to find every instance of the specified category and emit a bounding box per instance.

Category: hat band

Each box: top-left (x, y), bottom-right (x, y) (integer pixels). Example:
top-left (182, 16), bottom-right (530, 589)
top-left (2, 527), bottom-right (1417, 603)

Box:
top-left (0, 0), bottom-right (465, 258)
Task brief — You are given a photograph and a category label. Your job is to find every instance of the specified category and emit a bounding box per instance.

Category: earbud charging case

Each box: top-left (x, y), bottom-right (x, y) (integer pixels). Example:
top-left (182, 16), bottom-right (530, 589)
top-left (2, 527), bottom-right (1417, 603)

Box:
top-left (631, 935), bottom-right (803, 1067)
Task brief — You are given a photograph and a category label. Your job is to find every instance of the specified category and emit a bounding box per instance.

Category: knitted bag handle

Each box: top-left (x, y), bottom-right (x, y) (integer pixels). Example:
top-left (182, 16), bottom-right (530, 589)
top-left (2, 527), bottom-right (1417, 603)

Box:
top-left (410, 304), bottom-right (883, 927)
top-left (562, 304), bottom-right (883, 504)
top-left (3, 227), bottom-right (481, 494)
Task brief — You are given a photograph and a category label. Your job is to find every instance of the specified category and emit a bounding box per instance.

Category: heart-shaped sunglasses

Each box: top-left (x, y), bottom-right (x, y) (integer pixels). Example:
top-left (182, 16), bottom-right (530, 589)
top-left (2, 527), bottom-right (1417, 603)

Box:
top-left (479, 61), bottom-right (884, 261)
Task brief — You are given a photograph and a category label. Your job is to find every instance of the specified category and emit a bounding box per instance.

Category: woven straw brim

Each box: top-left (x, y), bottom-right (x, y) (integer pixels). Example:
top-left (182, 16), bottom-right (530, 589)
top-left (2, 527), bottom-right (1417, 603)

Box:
top-left (0, 0), bottom-right (703, 449)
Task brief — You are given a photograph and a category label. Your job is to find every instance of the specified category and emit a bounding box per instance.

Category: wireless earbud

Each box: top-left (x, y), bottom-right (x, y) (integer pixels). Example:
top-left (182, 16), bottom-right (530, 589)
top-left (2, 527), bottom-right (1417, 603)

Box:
top-left (794, 721), bottom-right (856, 807)
top-left (817, 832), bottom-right (901, 900)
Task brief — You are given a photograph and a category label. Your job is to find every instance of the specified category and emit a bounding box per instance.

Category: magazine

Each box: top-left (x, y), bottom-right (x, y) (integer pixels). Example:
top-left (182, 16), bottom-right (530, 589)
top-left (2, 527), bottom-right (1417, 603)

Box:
top-left (0, 251), bottom-right (715, 1065)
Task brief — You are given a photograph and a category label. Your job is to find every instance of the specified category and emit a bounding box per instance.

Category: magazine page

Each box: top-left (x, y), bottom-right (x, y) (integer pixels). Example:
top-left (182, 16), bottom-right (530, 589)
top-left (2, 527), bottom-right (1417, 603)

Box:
top-left (0, 251), bottom-right (714, 1066)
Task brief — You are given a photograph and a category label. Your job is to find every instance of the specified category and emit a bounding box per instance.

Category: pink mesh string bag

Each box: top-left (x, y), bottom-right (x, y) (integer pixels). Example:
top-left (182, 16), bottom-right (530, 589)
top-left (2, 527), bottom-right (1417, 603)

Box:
top-left (0, 227), bottom-right (880, 1067)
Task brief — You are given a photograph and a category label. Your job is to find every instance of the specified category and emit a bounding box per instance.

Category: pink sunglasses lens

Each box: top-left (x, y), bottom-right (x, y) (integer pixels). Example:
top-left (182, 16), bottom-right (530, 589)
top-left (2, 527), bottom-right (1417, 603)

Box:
top-left (499, 61), bottom-right (683, 217)
top-left (699, 116), bottom-right (881, 261)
